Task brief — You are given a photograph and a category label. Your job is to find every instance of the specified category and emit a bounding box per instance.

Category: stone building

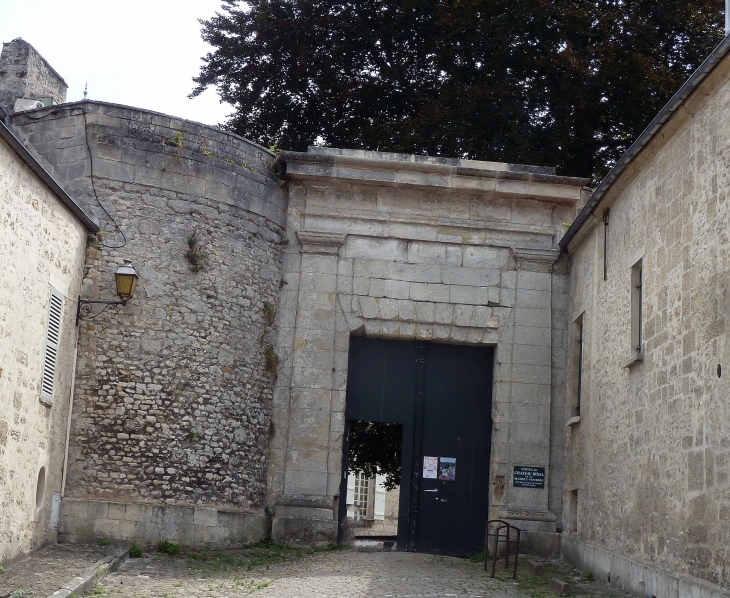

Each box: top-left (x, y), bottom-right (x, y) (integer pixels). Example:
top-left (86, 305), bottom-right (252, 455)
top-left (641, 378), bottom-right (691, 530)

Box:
top-left (0, 38), bottom-right (593, 556)
top-left (0, 38), bottom-right (67, 112)
top-left (0, 111), bottom-right (97, 563)
top-left (559, 34), bottom-right (730, 597)
top-left (12, 32), bottom-right (730, 597)
top-left (269, 148), bottom-right (588, 550)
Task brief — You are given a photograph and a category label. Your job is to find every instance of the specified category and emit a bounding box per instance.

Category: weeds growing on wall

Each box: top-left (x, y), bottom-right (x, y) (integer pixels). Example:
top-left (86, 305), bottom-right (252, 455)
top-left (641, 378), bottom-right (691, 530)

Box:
top-left (170, 131), bottom-right (184, 149)
top-left (263, 301), bottom-right (276, 326)
top-left (185, 228), bottom-right (212, 272)
top-left (264, 344), bottom-right (279, 377)
top-left (269, 157), bottom-right (286, 187)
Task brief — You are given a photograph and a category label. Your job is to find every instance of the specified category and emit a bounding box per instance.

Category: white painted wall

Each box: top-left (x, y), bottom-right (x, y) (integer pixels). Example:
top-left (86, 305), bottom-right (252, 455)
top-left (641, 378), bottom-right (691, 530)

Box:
top-left (0, 136), bottom-right (87, 564)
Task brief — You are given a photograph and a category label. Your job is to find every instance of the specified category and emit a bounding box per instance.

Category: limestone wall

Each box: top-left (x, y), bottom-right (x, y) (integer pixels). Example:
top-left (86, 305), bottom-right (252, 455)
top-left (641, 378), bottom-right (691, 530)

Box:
top-left (270, 147), bottom-right (588, 544)
top-left (11, 102), bottom-right (288, 519)
top-left (564, 59), bottom-right (730, 588)
top-left (0, 38), bottom-right (67, 110)
top-left (0, 135), bottom-right (87, 563)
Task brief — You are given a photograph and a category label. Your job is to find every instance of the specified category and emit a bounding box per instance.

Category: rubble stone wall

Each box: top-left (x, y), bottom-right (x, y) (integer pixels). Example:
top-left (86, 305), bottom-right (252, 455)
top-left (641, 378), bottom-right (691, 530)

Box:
top-left (11, 102), bottom-right (287, 515)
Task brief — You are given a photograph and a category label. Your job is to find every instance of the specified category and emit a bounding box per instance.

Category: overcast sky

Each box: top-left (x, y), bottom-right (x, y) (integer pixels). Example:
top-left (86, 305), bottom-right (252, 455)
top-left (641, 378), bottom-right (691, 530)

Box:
top-left (0, 0), bottom-right (233, 126)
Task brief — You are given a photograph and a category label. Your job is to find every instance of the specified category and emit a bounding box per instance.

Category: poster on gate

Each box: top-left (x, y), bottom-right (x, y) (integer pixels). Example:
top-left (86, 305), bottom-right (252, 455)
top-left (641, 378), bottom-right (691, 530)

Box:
top-left (423, 456), bottom-right (438, 479)
top-left (438, 457), bottom-right (456, 481)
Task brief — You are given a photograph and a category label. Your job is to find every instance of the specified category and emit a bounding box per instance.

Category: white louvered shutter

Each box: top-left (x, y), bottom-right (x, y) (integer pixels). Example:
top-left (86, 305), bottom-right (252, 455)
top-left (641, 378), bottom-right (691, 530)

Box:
top-left (374, 474), bottom-right (386, 520)
top-left (40, 288), bottom-right (64, 402)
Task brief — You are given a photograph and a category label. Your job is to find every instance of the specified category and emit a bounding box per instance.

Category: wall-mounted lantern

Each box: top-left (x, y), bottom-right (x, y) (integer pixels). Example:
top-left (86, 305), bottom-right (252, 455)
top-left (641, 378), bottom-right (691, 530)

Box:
top-left (76, 260), bottom-right (139, 325)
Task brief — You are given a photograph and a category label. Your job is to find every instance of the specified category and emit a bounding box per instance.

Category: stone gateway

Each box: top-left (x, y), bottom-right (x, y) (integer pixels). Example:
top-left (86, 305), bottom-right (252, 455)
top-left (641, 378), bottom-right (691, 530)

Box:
top-left (5, 33), bottom-right (730, 598)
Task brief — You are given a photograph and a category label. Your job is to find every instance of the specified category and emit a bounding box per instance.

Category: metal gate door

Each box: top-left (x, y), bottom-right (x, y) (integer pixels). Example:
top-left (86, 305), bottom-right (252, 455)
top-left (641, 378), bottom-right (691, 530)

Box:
top-left (341, 337), bottom-right (493, 556)
top-left (415, 342), bottom-right (493, 555)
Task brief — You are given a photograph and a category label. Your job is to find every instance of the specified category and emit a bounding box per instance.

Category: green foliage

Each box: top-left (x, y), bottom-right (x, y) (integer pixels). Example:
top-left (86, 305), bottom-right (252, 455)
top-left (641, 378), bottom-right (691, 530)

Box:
top-left (184, 228), bottom-right (211, 272)
top-left (170, 131), bottom-right (184, 149)
top-left (183, 539), bottom-right (348, 574)
top-left (193, 0), bottom-right (723, 182)
top-left (348, 421), bottom-right (402, 490)
top-left (98, 538), bottom-right (110, 546)
top-left (130, 543), bottom-right (144, 558)
top-left (86, 583), bottom-right (106, 596)
top-left (158, 540), bottom-right (181, 555)
top-left (0, 565), bottom-right (5, 573)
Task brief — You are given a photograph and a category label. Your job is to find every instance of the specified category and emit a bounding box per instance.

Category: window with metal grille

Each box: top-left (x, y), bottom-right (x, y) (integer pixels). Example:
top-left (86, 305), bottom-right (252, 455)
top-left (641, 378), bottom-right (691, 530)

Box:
top-left (40, 288), bottom-right (64, 403)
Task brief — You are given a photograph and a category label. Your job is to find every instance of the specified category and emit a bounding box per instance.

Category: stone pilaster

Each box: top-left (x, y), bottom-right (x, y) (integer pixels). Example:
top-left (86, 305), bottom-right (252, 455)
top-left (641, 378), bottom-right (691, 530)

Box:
top-left (272, 229), bottom-right (345, 545)
top-left (495, 247), bottom-right (560, 531)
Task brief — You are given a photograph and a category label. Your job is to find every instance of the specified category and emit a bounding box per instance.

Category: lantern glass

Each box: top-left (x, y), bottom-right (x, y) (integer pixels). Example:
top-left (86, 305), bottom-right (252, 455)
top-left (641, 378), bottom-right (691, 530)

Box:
top-left (115, 260), bottom-right (139, 303)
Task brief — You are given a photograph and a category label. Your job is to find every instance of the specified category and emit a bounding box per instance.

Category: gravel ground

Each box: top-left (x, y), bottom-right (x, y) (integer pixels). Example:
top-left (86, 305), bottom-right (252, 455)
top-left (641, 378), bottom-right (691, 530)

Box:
top-left (101, 549), bottom-right (546, 598)
top-left (0, 542), bottom-right (126, 598)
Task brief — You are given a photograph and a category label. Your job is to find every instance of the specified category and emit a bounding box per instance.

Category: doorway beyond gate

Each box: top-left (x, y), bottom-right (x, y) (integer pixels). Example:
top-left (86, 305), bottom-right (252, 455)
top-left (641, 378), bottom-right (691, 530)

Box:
top-left (338, 337), bottom-right (494, 556)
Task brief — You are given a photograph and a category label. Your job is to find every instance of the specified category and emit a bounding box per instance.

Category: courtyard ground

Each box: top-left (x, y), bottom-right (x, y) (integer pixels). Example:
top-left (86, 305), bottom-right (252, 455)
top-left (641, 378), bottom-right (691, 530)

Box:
top-left (0, 541), bottom-right (628, 598)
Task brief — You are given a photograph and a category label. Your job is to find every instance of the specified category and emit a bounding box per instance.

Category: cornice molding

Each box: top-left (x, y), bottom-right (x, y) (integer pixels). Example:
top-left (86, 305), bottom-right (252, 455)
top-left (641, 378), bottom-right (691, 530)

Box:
top-left (513, 247), bottom-right (560, 271)
top-left (296, 229), bottom-right (346, 255)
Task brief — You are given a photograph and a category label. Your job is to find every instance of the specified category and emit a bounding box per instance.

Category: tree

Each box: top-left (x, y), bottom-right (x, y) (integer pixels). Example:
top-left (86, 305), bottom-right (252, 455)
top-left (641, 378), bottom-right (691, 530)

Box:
top-left (193, 0), bottom-right (724, 181)
top-left (348, 421), bottom-right (402, 491)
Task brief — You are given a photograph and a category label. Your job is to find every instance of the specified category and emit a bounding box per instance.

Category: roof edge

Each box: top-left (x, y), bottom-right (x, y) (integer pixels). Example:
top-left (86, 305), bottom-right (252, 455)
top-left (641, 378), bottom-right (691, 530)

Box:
top-left (559, 33), bottom-right (730, 253)
top-left (283, 150), bottom-right (590, 187)
top-left (0, 116), bottom-right (98, 232)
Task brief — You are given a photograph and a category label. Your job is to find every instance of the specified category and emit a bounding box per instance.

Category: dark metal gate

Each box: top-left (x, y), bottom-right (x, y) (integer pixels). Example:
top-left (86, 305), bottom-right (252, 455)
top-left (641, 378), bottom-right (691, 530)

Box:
top-left (339, 337), bottom-right (493, 556)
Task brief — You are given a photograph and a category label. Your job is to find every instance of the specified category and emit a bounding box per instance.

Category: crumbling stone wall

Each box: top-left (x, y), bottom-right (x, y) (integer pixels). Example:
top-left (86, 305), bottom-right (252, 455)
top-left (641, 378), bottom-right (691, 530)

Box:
top-left (564, 58), bottom-right (730, 588)
top-left (11, 102), bottom-right (287, 513)
top-left (0, 38), bottom-right (67, 110)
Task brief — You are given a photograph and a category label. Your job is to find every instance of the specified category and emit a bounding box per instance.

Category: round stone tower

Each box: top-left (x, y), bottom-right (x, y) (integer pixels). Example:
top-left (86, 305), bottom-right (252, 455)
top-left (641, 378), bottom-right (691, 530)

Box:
top-left (10, 101), bottom-right (288, 548)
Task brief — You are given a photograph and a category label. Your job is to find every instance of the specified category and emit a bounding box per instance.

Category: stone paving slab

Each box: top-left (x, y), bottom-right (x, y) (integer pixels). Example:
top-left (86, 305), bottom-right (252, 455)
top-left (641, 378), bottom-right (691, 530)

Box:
top-left (100, 548), bottom-right (611, 598)
top-left (0, 542), bottom-right (127, 598)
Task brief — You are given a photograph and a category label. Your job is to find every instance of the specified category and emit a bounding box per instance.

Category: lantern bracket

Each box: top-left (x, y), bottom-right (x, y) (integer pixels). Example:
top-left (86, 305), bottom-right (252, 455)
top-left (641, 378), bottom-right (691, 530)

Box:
top-left (76, 298), bottom-right (127, 326)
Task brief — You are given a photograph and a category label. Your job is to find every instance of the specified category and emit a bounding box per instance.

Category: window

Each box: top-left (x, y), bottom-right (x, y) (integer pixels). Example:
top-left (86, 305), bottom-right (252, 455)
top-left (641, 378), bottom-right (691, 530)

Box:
top-left (569, 489), bottom-right (578, 532)
top-left (40, 287), bottom-right (64, 404)
top-left (631, 260), bottom-right (643, 354)
top-left (571, 314), bottom-right (584, 417)
top-left (352, 472), bottom-right (370, 520)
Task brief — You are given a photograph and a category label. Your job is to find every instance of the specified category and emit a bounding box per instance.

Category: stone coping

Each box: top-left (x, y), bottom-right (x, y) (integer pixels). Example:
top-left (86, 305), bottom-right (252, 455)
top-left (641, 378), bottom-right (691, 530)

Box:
top-left (9, 99), bottom-right (275, 157)
top-left (307, 146), bottom-right (559, 175)
top-left (284, 149), bottom-right (590, 188)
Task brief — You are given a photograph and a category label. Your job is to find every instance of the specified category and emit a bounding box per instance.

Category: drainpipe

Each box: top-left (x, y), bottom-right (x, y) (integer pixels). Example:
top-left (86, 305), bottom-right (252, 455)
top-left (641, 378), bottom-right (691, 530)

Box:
top-left (726, 0), bottom-right (729, 36)
top-left (60, 342), bottom-right (78, 497)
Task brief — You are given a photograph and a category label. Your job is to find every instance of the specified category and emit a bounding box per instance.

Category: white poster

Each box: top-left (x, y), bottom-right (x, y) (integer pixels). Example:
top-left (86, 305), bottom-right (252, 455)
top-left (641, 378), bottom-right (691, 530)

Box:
top-left (423, 456), bottom-right (438, 479)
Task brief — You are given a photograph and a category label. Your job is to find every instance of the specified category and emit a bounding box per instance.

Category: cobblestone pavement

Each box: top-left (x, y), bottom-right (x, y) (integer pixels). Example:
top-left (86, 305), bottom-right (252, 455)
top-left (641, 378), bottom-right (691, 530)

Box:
top-left (0, 542), bottom-right (126, 598)
top-left (100, 548), bottom-right (616, 598)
